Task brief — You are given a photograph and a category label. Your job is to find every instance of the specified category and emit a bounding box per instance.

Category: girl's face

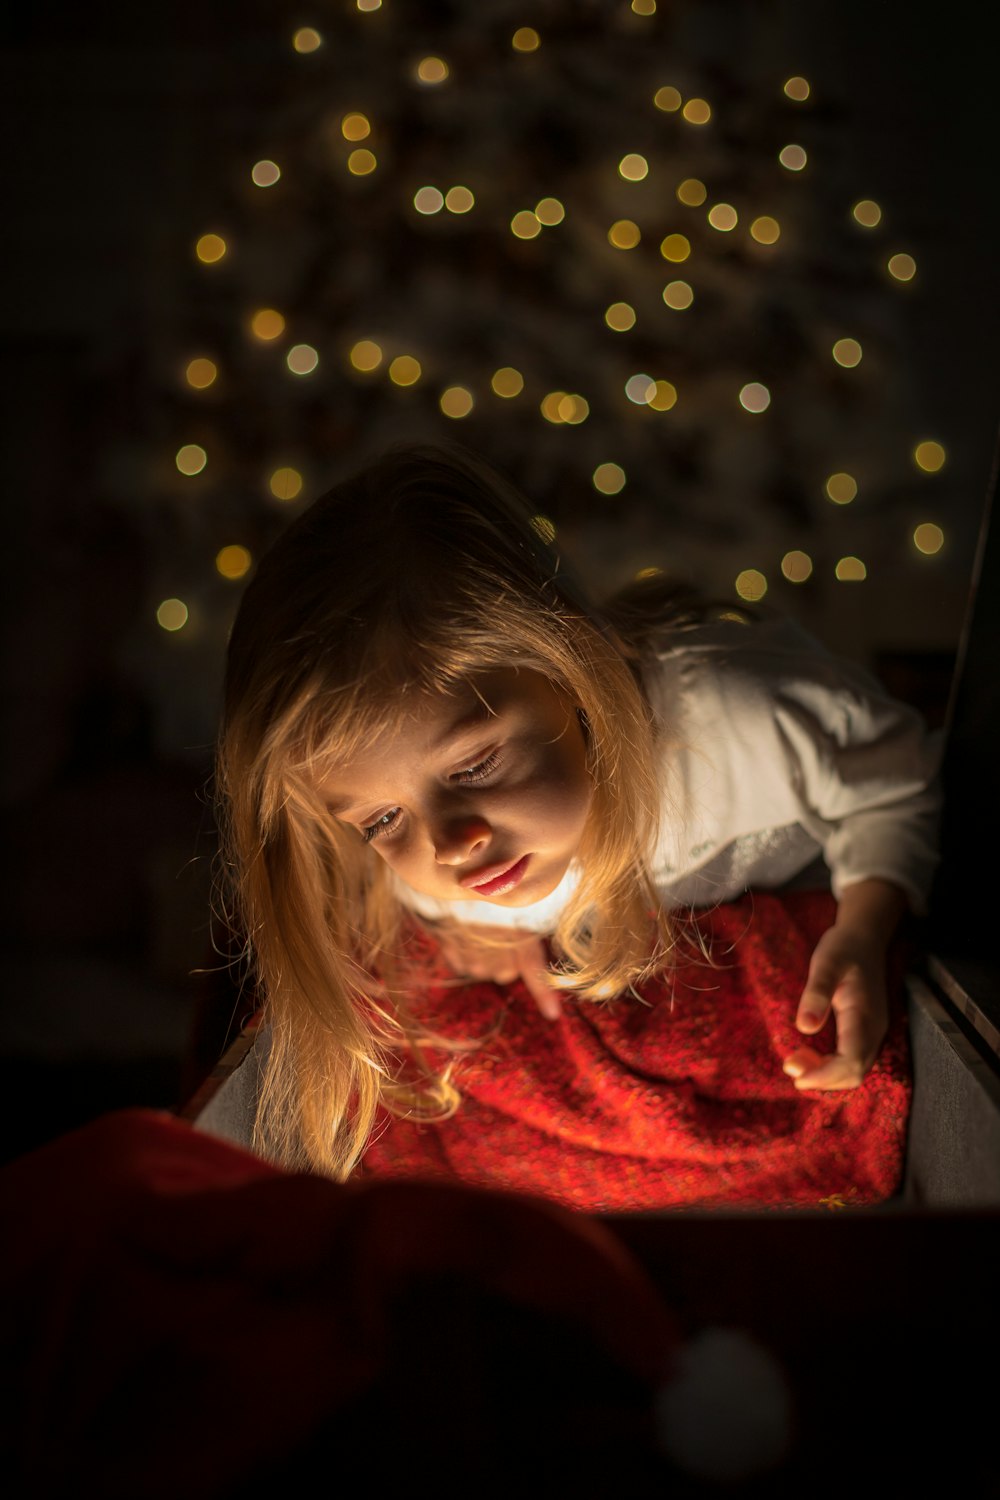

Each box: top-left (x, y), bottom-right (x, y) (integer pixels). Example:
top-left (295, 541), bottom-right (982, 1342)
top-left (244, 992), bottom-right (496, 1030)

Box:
top-left (322, 668), bottom-right (593, 907)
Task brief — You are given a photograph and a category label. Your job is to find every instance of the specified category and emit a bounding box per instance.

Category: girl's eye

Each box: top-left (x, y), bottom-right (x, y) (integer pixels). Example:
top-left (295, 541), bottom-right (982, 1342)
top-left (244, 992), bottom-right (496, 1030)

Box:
top-left (361, 808), bottom-right (402, 843)
top-left (454, 750), bottom-right (503, 784)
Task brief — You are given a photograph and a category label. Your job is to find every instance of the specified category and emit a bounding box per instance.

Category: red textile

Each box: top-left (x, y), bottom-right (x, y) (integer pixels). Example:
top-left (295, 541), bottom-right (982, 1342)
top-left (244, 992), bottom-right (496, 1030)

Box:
top-left (362, 890), bottom-right (912, 1210)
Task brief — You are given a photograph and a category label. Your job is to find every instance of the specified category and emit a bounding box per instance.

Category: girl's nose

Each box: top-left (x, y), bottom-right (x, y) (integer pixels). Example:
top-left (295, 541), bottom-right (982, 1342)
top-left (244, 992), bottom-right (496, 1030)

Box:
top-left (432, 814), bottom-right (491, 865)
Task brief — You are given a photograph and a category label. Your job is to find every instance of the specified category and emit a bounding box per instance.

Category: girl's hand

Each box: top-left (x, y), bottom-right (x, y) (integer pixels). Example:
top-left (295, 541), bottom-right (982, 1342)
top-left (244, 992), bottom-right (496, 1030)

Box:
top-left (782, 924), bottom-right (890, 1090)
top-left (435, 922), bottom-right (563, 1021)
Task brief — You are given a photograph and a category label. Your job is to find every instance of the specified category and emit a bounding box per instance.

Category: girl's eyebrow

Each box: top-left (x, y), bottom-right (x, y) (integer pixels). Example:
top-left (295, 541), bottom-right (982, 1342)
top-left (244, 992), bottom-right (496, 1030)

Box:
top-left (326, 698), bottom-right (500, 817)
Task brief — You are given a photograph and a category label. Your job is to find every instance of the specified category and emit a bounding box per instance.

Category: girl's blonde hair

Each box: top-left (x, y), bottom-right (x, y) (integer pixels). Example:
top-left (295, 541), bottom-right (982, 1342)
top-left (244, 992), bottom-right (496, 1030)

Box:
top-left (215, 439), bottom-right (751, 1178)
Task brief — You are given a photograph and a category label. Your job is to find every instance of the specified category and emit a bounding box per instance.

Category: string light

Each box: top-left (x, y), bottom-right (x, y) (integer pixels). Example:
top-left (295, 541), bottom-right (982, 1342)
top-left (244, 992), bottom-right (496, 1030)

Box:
top-left (632, 0), bottom-right (657, 14)
top-left (852, 199), bottom-right (882, 227)
top-left (605, 302), bottom-right (637, 330)
top-left (535, 197), bottom-right (565, 224)
top-left (735, 568), bottom-right (767, 600)
top-left (287, 344), bottom-right (319, 375)
top-left (913, 523), bottom-right (944, 554)
top-left (888, 253), bottom-right (916, 281)
top-left (609, 219), bottom-right (641, 248)
top-left (414, 186), bottom-right (444, 214)
top-left (415, 57), bottom-right (449, 85)
top-left (356, 0), bottom-right (381, 11)
top-left (341, 113), bottom-right (371, 141)
top-left (491, 367), bottom-right (524, 397)
top-left (292, 28), bottom-right (322, 53)
top-left (750, 216), bottom-right (780, 244)
top-left (270, 467), bottom-right (303, 501)
top-left (778, 144), bottom-right (807, 171)
top-left (389, 355), bottom-right (421, 385)
top-left (676, 178), bottom-right (707, 206)
top-left (444, 186), bottom-right (474, 213)
top-left (251, 309), bottom-right (284, 340)
top-left (662, 281), bottom-right (693, 310)
top-left (216, 545), bottom-right (252, 580)
top-left (708, 203), bottom-right (738, 231)
top-left (512, 27), bottom-right (540, 51)
top-left (350, 339), bottom-right (382, 371)
top-left (157, 599), bottom-right (189, 632)
top-left (660, 232), bottom-right (690, 261)
top-left (626, 373), bottom-right (656, 405)
top-left (682, 98), bottom-right (711, 124)
top-left (781, 550), bottom-right (813, 582)
top-left (541, 392), bottom-right (569, 423)
top-left (185, 358), bottom-right (217, 389)
top-left (619, 154), bottom-right (649, 181)
top-left (739, 383), bottom-right (770, 412)
top-left (558, 394), bottom-right (589, 423)
top-left (832, 338), bottom-right (862, 368)
top-left (195, 233), bottom-right (226, 263)
top-left (826, 472), bottom-right (858, 504)
top-left (653, 86), bottom-right (682, 112)
top-left (251, 160), bottom-right (280, 187)
top-left (914, 440), bottom-right (946, 472)
top-left (440, 386), bottom-right (474, 417)
top-left (593, 463), bottom-right (626, 494)
top-left (176, 444), bottom-right (207, 475)
top-left (783, 77), bottom-right (810, 101)
top-left (647, 380), bottom-right (678, 410)
top-left (512, 210), bottom-right (542, 239)
top-left (835, 556), bottom-right (867, 581)
top-left (347, 149), bottom-right (377, 175)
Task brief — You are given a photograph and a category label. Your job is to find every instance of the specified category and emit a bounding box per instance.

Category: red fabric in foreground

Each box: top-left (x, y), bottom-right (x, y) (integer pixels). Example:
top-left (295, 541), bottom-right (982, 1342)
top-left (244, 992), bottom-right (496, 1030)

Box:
top-left (362, 890), bottom-right (912, 1210)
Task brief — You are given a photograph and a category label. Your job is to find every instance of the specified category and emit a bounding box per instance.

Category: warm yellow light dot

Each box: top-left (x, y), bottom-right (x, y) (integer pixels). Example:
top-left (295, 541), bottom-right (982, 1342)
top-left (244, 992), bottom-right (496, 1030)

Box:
top-left (735, 568), bottom-right (768, 601)
top-left (619, 153), bottom-right (649, 181)
top-left (357, 0), bottom-right (381, 10)
top-left (914, 440), bottom-right (946, 473)
top-left (531, 514), bottom-right (557, 543)
top-left (445, 185), bottom-right (474, 213)
top-left (914, 523), bottom-right (944, 555)
top-left (609, 219), bottom-right (641, 249)
top-left (347, 148), bottom-right (377, 175)
top-left (852, 198), bottom-right (882, 228)
top-left (389, 355), bottom-right (422, 386)
top-left (287, 344), bottom-right (319, 376)
top-left (535, 197), bottom-right (565, 225)
top-left (783, 76), bottom-right (810, 102)
top-left (440, 386), bottom-right (474, 418)
top-left (195, 233), bottom-right (226, 264)
top-left (341, 112), bottom-right (371, 141)
top-left (270, 467), bottom-right (303, 502)
top-left (293, 27), bottom-right (322, 53)
top-left (778, 144), bottom-right (807, 171)
top-left (625, 374), bottom-right (655, 405)
top-left (593, 463), bottom-right (626, 495)
top-left (216, 545), bottom-right (252, 580)
top-left (415, 56), bottom-right (449, 84)
top-left (835, 556), bottom-right (867, 581)
top-left (739, 382), bottom-right (771, 413)
top-left (558, 394), bottom-right (589, 424)
top-left (176, 444), bottom-right (207, 476)
top-left (350, 339), bottom-right (382, 372)
top-left (647, 379), bottom-right (678, 411)
top-left (888, 252), bottom-right (916, 281)
top-left (606, 302), bottom-right (637, 331)
top-left (156, 598), bottom-right (189, 632)
top-left (832, 338), bottom-right (862, 368)
top-left (660, 232), bottom-right (690, 262)
top-left (414, 186), bottom-right (444, 214)
top-left (540, 392), bottom-right (568, 423)
top-left (251, 308), bottom-right (285, 340)
top-left (185, 358), bottom-right (217, 389)
top-left (676, 177), bottom-right (707, 207)
top-left (512, 26), bottom-right (540, 51)
top-left (781, 550), bottom-right (813, 583)
top-left (635, 566), bottom-right (663, 580)
top-left (491, 367), bottom-right (524, 398)
top-left (826, 472), bottom-right (858, 504)
top-left (708, 202), bottom-right (738, 231)
top-left (750, 215), bottom-right (780, 244)
top-left (632, 0), bottom-right (656, 14)
top-left (654, 85), bottom-right (682, 112)
top-left (251, 160), bottom-right (281, 188)
top-left (662, 281), bottom-right (694, 310)
top-left (682, 98), bottom-right (711, 125)
top-left (512, 210), bottom-right (542, 239)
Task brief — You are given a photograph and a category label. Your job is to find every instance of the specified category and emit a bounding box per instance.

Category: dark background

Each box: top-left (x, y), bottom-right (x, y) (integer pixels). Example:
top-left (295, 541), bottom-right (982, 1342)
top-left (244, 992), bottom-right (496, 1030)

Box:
top-left (1, 0), bottom-right (996, 1164)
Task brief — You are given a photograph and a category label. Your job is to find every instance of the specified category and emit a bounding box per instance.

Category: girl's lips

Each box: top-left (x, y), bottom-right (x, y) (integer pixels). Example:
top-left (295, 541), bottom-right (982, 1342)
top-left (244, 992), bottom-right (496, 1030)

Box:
top-left (461, 854), bottom-right (531, 895)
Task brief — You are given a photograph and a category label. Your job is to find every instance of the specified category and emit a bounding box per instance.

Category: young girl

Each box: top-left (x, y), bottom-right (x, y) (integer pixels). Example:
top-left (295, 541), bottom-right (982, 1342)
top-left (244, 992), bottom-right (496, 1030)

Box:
top-left (212, 439), bottom-right (941, 1208)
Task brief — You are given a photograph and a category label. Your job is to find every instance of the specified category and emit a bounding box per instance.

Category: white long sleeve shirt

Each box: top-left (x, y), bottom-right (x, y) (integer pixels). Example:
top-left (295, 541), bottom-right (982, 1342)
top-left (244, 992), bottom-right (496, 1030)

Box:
top-left (391, 616), bottom-right (943, 929)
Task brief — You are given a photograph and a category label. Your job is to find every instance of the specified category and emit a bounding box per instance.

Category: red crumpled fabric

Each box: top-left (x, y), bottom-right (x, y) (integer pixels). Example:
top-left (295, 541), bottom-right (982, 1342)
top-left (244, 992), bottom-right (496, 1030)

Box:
top-left (362, 890), bottom-right (912, 1211)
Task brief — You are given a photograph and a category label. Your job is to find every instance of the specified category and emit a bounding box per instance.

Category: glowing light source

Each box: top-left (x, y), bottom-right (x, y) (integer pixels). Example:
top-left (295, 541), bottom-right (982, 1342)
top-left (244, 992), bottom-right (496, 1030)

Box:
top-left (341, 113), bottom-right (371, 141)
top-left (632, 0), bottom-right (657, 14)
top-left (619, 153), bottom-right (649, 181)
top-left (270, 467), bottom-right (303, 501)
top-left (593, 463), bottom-right (626, 494)
top-left (175, 444), bottom-right (207, 475)
top-left (654, 86), bottom-right (682, 112)
top-left (531, 514), bottom-right (557, 543)
top-left (293, 28), bottom-right (322, 53)
top-left (196, 233), bottom-right (226, 263)
top-left (609, 219), bottom-right (641, 248)
top-left (157, 598), bottom-right (188, 632)
top-left (251, 160), bottom-right (280, 187)
top-left (825, 472), bottom-right (858, 504)
top-left (750, 216), bottom-right (780, 244)
top-left (512, 27), bottom-right (540, 51)
top-left (676, 178), bottom-right (707, 206)
top-left (781, 550), bottom-right (813, 583)
top-left (662, 280), bottom-right (693, 310)
top-left (832, 338), bottom-right (862, 368)
top-left (888, 253), bottom-right (916, 281)
top-left (357, 0), bottom-right (381, 11)
top-left (739, 382), bottom-right (771, 413)
top-left (440, 386), bottom-right (474, 418)
top-left (835, 556), bottom-right (867, 581)
top-left (512, 210), bottom-right (542, 239)
top-left (707, 203), bottom-right (738, 231)
top-left (287, 344), bottom-right (319, 375)
top-left (347, 149), bottom-right (377, 175)
top-left (415, 56), bottom-right (449, 84)
top-left (852, 199), bottom-right (882, 227)
top-left (783, 76), bottom-right (810, 101)
top-left (251, 309), bottom-right (285, 340)
top-left (605, 302), bottom-right (637, 330)
top-left (535, 197), bottom-right (565, 224)
top-left (445, 186), bottom-right (474, 213)
top-left (660, 232), bottom-right (690, 261)
top-left (350, 339), bottom-right (382, 371)
top-left (625, 374), bottom-right (655, 405)
top-left (635, 566), bottom-right (663, 580)
top-left (414, 186), bottom-right (444, 214)
top-left (216, 545), bottom-right (252, 580)
top-left (558, 394), bottom-right (589, 423)
top-left (735, 569), bottom-right (767, 601)
top-left (491, 367), bottom-right (524, 397)
top-left (914, 523), bottom-right (944, 555)
top-left (389, 355), bottom-right (421, 385)
top-left (541, 392), bottom-right (568, 423)
top-left (778, 144), bottom-right (807, 171)
top-left (185, 358), bottom-right (217, 389)
top-left (647, 379), bottom-right (678, 410)
top-left (914, 440), bottom-right (946, 472)
top-left (682, 98), bottom-right (711, 125)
